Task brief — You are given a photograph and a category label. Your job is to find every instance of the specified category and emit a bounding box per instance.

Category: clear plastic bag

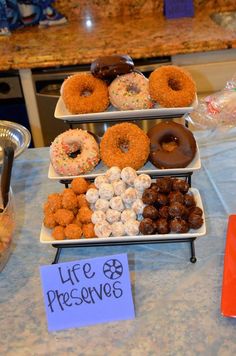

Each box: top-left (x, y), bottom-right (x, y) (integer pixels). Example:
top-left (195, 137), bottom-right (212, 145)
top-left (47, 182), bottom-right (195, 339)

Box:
top-left (185, 73), bottom-right (236, 131)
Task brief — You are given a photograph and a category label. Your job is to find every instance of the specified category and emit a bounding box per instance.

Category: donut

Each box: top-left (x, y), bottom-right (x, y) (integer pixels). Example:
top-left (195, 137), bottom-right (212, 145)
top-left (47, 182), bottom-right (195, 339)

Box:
top-left (90, 55), bottom-right (134, 82)
top-left (100, 122), bottom-right (150, 170)
top-left (109, 72), bottom-right (154, 110)
top-left (112, 180), bottom-right (126, 196)
top-left (147, 121), bottom-right (197, 169)
top-left (50, 129), bottom-right (100, 176)
top-left (111, 221), bottom-right (125, 237)
top-left (105, 166), bottom-right (121, 182)
top-left (149, 65), bottom-right (196, 107)
top-left (61, 73), bottom-right (109, 114)
top-left (91, 210), bottom-right (106, 224)
top-left (120, 167), bottom-right (137, 185)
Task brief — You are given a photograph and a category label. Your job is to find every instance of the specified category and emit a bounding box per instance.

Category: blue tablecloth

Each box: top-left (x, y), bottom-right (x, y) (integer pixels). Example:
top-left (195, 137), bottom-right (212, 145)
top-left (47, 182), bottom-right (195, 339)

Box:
top-left (1, 128), bottom-right (236, 355)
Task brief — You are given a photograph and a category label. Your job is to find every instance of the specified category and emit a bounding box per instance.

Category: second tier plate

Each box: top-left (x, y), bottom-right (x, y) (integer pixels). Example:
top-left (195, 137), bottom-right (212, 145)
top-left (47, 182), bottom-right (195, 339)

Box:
top-left (48, 145), bottom-right (201, 180)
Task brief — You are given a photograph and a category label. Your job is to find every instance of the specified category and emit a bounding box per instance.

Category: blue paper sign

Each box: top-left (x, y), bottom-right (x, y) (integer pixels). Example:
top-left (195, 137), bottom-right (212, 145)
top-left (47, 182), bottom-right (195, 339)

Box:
top-left (40, 254), bottom-right (135, 331)
top-left (164, 0), bottom-right (194, 19)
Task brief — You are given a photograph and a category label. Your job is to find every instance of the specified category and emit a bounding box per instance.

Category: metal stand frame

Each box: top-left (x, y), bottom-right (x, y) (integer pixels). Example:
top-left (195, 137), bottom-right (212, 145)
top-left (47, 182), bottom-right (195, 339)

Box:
top-left (50, 118), bottom-right (197, 265)
top-left (52, 237), bottom-right (197, 264)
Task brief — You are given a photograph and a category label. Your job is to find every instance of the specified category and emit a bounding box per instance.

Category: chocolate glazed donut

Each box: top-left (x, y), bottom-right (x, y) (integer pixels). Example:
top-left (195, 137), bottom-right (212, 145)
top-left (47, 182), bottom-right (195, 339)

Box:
top-left (147, 121), bottom-right (197, 169)
top-left (91, 55), bottom-right (134, 82)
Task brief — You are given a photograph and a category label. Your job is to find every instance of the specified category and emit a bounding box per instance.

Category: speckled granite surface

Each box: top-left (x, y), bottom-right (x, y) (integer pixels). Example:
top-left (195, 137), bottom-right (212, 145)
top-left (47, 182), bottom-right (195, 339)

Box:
top-left (55, 0), bottom-right (236, 20)
top-left (1, 129), bottom-right (236, 354)
top-left (0, 6), bottom-right (236, 71)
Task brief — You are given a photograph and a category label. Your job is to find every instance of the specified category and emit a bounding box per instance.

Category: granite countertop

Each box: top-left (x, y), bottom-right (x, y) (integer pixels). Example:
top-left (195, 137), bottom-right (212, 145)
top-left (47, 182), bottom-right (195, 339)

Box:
top-left (1, 11), bottom-right (236, 71)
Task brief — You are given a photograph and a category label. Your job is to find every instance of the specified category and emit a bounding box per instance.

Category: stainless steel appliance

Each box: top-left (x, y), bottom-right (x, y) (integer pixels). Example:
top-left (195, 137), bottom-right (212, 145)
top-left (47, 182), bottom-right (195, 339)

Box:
top-left (32, 57), bottom-right (171, 146)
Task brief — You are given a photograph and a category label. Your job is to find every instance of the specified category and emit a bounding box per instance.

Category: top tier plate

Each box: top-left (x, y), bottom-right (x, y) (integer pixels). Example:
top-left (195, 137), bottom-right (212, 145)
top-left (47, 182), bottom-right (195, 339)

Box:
top-left (54, 95), bottom-right (198, 123)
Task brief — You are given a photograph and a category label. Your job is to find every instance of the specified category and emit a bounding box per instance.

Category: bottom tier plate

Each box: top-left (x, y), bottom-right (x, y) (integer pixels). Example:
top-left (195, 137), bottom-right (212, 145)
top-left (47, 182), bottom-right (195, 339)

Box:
top-left (40, 188), bottom-right (206, 245)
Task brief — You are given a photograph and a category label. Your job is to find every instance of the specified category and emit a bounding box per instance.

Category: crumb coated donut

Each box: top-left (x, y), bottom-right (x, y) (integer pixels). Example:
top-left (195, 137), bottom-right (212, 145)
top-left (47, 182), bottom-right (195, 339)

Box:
top-left (82, 223), bottom-right (96, 238)
top-left (52, 226), bottom-right (65, 240)
top-left (149, 65), bottom-right (196, 107)
top-left (50, 129), bottom-right (100, 176)
top-left (100, 123), bottom-right (150, 170)
top-left (64, 224), bottom-right (83, 239)
top-left (61, 73), bottom-right (109, 114)
top-left (54, 209), bottom-right (74, 226)
top-left (71, 177), bottom-right (89, 194)
top-left (109, 72), bottom-right (153, 110)
top-left (148, 121), bottom-right (197, 169)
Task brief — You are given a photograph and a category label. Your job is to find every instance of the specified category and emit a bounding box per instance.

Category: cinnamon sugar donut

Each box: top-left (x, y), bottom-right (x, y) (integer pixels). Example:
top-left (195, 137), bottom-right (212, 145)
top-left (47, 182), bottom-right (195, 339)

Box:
top-left (100, 123), bottom-right (150, 170)
top-left (149, 65), bottom-right (196, 107)
top-left (61, 73), bottom-right (109, 114)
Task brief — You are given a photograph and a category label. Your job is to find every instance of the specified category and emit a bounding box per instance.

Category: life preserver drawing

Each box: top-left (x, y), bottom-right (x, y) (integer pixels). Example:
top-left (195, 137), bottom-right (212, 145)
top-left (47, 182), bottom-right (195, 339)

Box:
top-left (103, 259), bottom-right (123, 280)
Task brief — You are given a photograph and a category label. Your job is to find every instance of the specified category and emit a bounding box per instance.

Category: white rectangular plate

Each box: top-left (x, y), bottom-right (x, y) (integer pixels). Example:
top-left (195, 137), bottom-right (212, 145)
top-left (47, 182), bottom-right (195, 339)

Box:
top-left (40, 188), bottom-right (206, 245)
top-left (48, 145), bottom-right (201, 180)
top-left (54, 95), bottom-right (198, 122)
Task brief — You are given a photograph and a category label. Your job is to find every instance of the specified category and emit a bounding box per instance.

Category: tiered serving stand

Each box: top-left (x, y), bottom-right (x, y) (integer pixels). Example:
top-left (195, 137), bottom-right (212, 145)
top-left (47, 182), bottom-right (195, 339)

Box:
top-left (40, 93), bottom-right (206, 264)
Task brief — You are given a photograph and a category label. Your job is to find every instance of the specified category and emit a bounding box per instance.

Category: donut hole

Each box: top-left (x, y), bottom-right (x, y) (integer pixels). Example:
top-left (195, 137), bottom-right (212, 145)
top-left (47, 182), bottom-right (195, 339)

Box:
top-left (80, 86), bottom-right (94, 97)
top-left (127, 84), bottom-right (140, 94)
top-left (68, 148), bottom-right (82, 158)
top-left (168, 77), bottom-right (182, 91)
top-left (118, 137), bottom-right (129, 153)
top-left (160, 135), bottom-right (179, 152)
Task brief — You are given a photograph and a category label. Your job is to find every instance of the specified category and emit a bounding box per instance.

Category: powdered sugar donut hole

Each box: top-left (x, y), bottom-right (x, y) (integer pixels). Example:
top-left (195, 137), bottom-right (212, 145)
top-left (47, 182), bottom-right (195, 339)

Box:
top-left (91, 210), bottom-right (106, 224)
top-left (106, 209), bottom-right (121, 224)
top-left (121, 167), bottom-right (137, 185)
top-left (111, 221), bottom-right (125, 236)
top-left (95, 198), bottom-right (110, 211)
top-left (124, 219), bottom-right (140, 236)
top-left (109, 196), bottom-right (125, 212)
top-left (94, 221), bottom-right (112, 238)
top-left (112, 180), bottom-right (126, 196)
top-left (94, 175), bottom-right (109, 189)
top-left (134, 174), bottom-right (152, 191)
top-left (89, 167), bottom-right (152, 238)
top-left (132, 199), bottom-right (146, 215)
top-left (121, 209), bottom-right (136, 223)
top-left (105, 166), bottom-right (121, 182)
top-left (121, 187), bottom-right (138, 206)
top-left (86, 188), bottom-right (99, 204)
top-left (99, 183), bottom-right (114, 200)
